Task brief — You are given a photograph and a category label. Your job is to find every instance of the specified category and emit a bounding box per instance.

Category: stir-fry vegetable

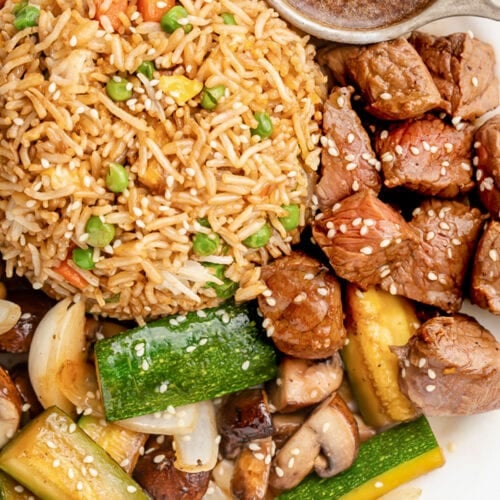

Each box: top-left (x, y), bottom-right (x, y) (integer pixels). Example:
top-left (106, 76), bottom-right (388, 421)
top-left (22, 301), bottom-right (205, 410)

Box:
top-left (136, 60), bottom-right (156, 80)
top-left (278, 204), bottom-right (301, 231)
top-left (85, 216), bottom-right (116, 248)
top-left (95, 302), bottom-right (277, 420)
top-left (243, 223), bottom-right (272, 248)
top-left (72, 247), bottom-right (95, 270)
top-left (250, 111), bottom-right (273, 138)
top-left (192, 232), bottom-right (220, 256)
top-left (105, 162), bottom-right (129, 193)
top-left (137, 0), bottom-right (175, 22)
top-left (160, 5), bottom-right (192, 33)
top-left (105, 75), bottom-right (133, 102)
top-left (12, 2), bottom-right (39, 30)
top-left (200, 85), bottom-right (226, 110)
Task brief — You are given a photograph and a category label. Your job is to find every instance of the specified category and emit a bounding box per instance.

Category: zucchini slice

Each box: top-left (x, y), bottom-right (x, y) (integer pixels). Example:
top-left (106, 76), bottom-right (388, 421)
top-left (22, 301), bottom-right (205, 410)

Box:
top-left (0, 407), bottom-right (147, 499)
top-left (0, 470), bottom-right (35, 499)
top-left (95, 302), bottom-right (277, 421)
top-left (278, 416), bottom-right (445, 499)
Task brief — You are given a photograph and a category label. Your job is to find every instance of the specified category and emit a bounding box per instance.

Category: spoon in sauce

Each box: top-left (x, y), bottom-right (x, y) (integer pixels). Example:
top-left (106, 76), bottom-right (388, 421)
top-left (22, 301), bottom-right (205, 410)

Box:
top-left (266, 0), bottom-right (500, 44)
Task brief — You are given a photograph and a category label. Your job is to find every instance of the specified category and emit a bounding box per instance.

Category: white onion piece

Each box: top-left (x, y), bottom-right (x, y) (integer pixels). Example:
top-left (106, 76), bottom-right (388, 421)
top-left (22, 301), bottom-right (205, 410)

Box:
top-left (174, 400), bottom-right (219, 473)
top-left (116, 402), bottom-right (200, 435)
top-left (0, 299), bottom-right (21, 335)
top-left (211, 459), bottom-right (235, 497)
top-left (57, 360), bottom-right (104, 417)
top-left (202, 480), bottom-right (233, 500)
top-left (28, 298), bottom-right (86, 414)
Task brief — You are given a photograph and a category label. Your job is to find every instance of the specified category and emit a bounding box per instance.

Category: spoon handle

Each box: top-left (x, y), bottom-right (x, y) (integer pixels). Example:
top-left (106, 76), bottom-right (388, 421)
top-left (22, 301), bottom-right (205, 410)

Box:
top-left (422, 0), bottom-right (500, 22)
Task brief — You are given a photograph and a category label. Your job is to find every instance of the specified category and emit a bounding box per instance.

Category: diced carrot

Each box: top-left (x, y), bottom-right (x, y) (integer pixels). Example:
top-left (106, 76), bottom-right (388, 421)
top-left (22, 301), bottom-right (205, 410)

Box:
top-left (54, 259), bottom-right (89, 290)
top-left (94, 0), bottom-right (128, 31)
top-left (137, 0), bottom-right (175, 22)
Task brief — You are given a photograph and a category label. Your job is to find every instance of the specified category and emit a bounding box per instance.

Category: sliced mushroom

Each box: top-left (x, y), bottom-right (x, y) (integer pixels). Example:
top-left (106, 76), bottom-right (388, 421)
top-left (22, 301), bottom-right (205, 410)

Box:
top-left (0, 365), bottom-right (22, 447)
top-left (268, 353), bottom-right (343, 413)
top-left (133, 435), bottom-right (210, 500)
top-left (272, 411), bottom-right (306, 449)
top-left (269, 393), bottom-right (359, 492)
top-left (218, 388), bottom-right (273, 459)
top-left (231, 436), bottom-right (273, 500)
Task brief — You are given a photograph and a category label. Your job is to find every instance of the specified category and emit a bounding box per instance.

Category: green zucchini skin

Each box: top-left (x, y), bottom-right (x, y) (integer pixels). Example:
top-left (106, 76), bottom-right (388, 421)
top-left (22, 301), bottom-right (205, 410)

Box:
top-left (95, 301), bottom-right (278, 421)
top-left (278, 416), bottom-right (440, 499)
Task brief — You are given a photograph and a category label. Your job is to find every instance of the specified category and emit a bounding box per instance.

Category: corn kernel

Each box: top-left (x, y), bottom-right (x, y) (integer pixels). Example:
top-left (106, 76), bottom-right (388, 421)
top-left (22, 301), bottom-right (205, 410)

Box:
top-left (159, 75), bottom-right (203, 105)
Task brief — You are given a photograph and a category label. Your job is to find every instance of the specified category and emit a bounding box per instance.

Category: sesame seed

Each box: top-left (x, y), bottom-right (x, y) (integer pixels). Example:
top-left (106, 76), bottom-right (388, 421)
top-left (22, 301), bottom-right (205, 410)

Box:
top-left (425, 231), bottom-right (435, 241)
top-left (380, 130), bottom-right (389, 140)
top-left (68, 468), bottom-right (75, 479)
top-left (69, 35), bottom-right (77, 47)
top-left (317, 287), bottom-right (328, 296)
top-left (83, 455), bottom-right (94, 464)
top-left (346, 162), bottom-right (357, 171)
top-left (489, 249), bottom-right (498, 262)
top-left (241, 360), bottom-right (250, 371)
top-left (304, 272), bottom-right (315, 280)
top-left (153, 454), bottom-right (165, 464)
top-left (291, 448), bottom-right (301, 456)
top-left (427, 271), bottom-right (438, 281)
top-left (288, 457), bottom-right (295, 468)
top-left (14, 485), bottom-right (24, 493)
top-left (439, 221), bottom-right (450, 230)
top-left (352, 180), bottom-right (360, 191)
top-left (374, 481), bottom-right (384, 488)
top-left (141, 359), bottom-right (150, 370)
top-left (186, 345), bottom-right (196, 353)
top-left (422, 141), bottom-right (431, 152)
top-left (46, 440), bottom-right (56, 449)
top-left (472, 76), bottom-right (479, 87)
top-left (127, 486), bottom-right (137, 493)
top-left (266, 297), bottom-right (276, 307)
top-left (360, 225), bottom-right (369, 236)
top-left (322, 422), bottom-right (331, 433)
top-left (381, 152), bottom-right (394, 162)
top-left (389, 283), bottom-right (397, 295)
top-left (461, 162), bottom-right (471, 171)
top-left (22, 403), bottom-right (31, 412)
top-left (337, 96), bottom-right (345, 107)
top-left (410, 146), bottom-right (420, 155)
top-left (248, 442), bottom-right (261, 451)
top-left (444, 142), bottom-right (454, 153)
top-left (380, 239), bottom-right (391, 248)
top-left (380, 92), bottom-right (392, 100)
top-left (76, 481), bottom-right (83, 491)
top-left (395, 144), bottom-right (404, 155)
top-left (360, 246), bottom-right (373, 255)
top-left (254, 452), bottom-right (265, 461)
top-left (69, 423), bottom-right (77, 433)
top-left (426, 384), bottom-right (436, 393)
top-left (418, 358), bottom-right (427, 368)
top-left (451, 116), bottom-right (462, 126)
top-left (352, 217), bottom-right (362, 226)
top-left (275, 466), bottom-right (284, 478)
top-left (347, 133), bottom-right (355, 144)
top-left (327, 146), bottom-right (339, 157)
top-left (52, 459), bottom-right (60, 467)
top-left (428, 368), bottom-right (436, 379)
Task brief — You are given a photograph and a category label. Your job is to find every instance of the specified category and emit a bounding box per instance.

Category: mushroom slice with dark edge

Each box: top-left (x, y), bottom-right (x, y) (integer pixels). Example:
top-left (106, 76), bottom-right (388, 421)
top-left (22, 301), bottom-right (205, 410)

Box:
top-left (268, 353), bottom-right (343, 413)
top-left (133, 435), bottom-right (210, 499)
top-left (0, 366), bottom-right (22, 447)
top-left (269, 393), bottom-right (359, 492)
top-left (392, 313), bottom-right (500, 416)
top-left (258, 251), bottom-right (346, 359)
top-left (231, 436), bottom-right (273, 500)
top-left (272, 412), bottom-right (306, 449)
top-left (217, 388), bottom-right (273, 460)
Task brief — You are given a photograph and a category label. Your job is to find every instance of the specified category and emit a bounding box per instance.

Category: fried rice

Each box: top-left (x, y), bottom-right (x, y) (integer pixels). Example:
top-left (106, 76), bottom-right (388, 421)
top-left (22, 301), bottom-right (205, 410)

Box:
top-left (0, 0), bottom-right (326, 322)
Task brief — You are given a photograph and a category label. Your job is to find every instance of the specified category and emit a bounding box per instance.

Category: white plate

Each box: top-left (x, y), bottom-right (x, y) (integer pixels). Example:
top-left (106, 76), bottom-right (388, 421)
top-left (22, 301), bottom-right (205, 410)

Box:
top-left (389, 16), bottom-right (500, 500)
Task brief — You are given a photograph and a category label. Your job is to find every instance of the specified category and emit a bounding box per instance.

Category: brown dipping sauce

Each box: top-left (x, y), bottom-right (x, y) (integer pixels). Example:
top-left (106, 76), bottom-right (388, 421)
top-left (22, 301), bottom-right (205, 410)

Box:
top-left (288, 0), bottom-right (435, 29)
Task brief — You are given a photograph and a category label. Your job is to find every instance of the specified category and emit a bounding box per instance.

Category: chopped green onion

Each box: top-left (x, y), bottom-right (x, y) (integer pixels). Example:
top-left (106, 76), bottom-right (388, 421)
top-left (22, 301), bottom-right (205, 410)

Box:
top-left (221, 12), bottom-right (236, 25)
top-left (13, 4), bottom-right (39, 30)
top-left (72, 248), bottom-right (95, 270)
top-left (200, 85), bottom-right (226, 111)
top-left (192, 232), bottom-right (220, 257)
top-left (85, 216), bottom-right (115, 248)
top-left (105, 162), bottom-right (129, 193)
top-left (279, 204), bottom-right (300, 231)
top-left (136, 61), bottom-right (156, 80)
top-left (250, 112), bottom-right (273, 139)
top-left (106, 76), bottom-right (133, 102)
top-left (203, 263), bottom-right (239, 299)
top-left (243, 223), bottom-right (272, 248)
top-left (160, 6), bottom-right (192, 34)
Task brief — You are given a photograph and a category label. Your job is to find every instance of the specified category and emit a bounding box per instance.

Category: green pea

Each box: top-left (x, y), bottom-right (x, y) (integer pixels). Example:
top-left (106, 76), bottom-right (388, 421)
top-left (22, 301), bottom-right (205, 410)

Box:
top-left (160, 6), bottom-right (193, 34)
top-left (13, 4), bottom-right (40, 30)
top-left (279, 204), bottom-right (300, 231)
top-left (203, 263), bottom-right (238, 299)
top-left (192, 232), bottom-right (220, 257)
top-left (250, 111), bottom-right (273, 139)
top-left (85, 216), bottom-right (115, 248)
top-left (106, 76), bottom-right (133, 102)
top-left (200, 85), bottom-right (226, 111)
top-left (136, 61), bottom-right (156, 80)
top-left (243, 223), bottom-right (272, 248)
top-left (221, 12), bottom-right (236, 25)
top-left (197, 217), bottom-right (211, 228)
top-left (106, 162), bottom-right (129, 193)
top-left (72, 247), bottom-right (95, 270)
top-left (12, 0), bottom-right (28, 15)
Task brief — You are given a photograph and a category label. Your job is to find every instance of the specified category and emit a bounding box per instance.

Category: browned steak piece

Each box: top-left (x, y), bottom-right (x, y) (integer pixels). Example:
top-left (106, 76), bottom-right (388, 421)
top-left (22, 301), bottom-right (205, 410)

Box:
top-left (375, 114), bottom-right (474, 197)
top-left (470, 220), bottom-right (500, 314)
top-left (474, 115), bottom-right (500, 219)
top-left (410, 31), bottom-right (499, 120)
top-left (311, 190), bottom-right (418, 289)
top-left (393, 314), bottom-right (500, 416)
top-left (381, 199), bottom-right (484, 312)
top-left (316, 86), bottom-right (382, 210)
top-left (321, 38), bottom-right (442, 120)
top-left (258, 251), bottom-right (346, 359)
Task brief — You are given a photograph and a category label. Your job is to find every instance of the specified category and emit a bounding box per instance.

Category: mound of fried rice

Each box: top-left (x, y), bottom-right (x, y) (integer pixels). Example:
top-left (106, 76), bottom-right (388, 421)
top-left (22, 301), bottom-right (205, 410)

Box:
top-left (0, 0), bottom-right (326, 321)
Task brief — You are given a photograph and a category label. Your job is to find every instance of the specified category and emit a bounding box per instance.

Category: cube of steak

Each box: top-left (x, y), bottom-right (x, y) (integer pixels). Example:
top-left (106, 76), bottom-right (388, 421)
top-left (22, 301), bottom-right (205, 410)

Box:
top-left (381, 199), bottom-right (485, 312)
top-left (393, 314), bottom-right (500, 416)
top-left (375, 114), bottom-right (475, 197)
top-left (410, 31), bottom-right (499, 121)
top-left (312, 190), bottom-right (419, 289)
top-left (474, 115), bottom-right (500, 219)
top-left (316, 86), bottom-right (382, 210)
top-left (470, 220), bottom-right (500, 314)
top-left (258, 251), bottom-right (346, 359)
top-left (322, 38), bottom-right (442, 120)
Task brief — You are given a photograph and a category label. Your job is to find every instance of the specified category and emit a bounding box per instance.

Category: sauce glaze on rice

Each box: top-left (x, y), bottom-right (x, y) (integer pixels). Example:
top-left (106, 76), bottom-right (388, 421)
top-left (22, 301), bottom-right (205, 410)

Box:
top-left (0, 0), bottom-right (326, 322)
